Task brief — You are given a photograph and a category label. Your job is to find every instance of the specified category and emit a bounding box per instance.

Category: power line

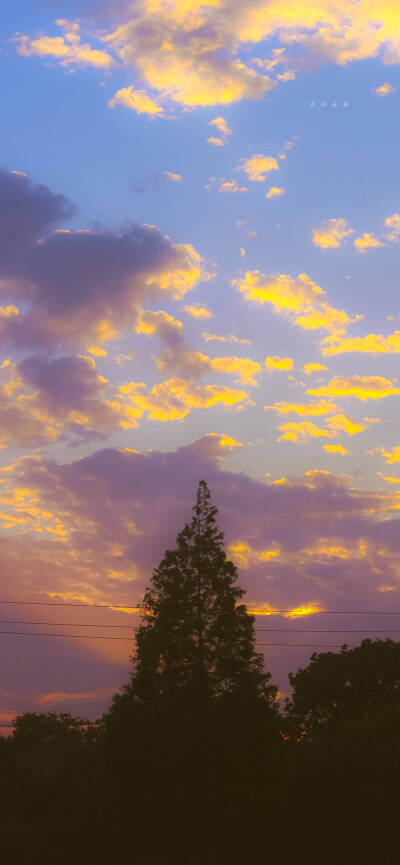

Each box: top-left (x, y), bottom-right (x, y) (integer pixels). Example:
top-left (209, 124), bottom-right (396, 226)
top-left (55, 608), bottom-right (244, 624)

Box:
top-left (0, 630), bottom-right (356, 648)
top-left (0, 619), bottom-right (399, 634)
top-left (0, 619), bottom-right (139, 629)
top-left (1, 599), bottom-right (400, 615)
top-left (0, 600), bottom-right (141, 610)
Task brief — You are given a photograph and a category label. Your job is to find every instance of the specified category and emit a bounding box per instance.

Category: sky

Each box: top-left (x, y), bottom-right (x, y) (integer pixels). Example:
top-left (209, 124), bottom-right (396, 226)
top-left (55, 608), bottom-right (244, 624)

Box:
top-left (1, 0), bottom-right (400, 723)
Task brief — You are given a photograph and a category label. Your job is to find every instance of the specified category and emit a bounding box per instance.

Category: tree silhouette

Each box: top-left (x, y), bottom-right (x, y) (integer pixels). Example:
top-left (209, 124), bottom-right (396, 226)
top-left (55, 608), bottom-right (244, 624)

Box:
top-left (122, 480), bottom-right (276, 707)
top-left (285, 638), bottom-right (400, 740)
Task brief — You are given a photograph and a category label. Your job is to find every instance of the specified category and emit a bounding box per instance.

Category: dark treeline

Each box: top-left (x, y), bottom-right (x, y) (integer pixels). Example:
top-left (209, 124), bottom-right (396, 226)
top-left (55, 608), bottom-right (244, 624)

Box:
top-left (1, 482), bottom-right (400, 865)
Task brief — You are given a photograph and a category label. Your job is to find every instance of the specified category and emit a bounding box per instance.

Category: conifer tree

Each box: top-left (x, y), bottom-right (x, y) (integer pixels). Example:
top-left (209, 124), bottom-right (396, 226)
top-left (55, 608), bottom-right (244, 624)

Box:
top-left (127, 480), bottom-right (276, 706)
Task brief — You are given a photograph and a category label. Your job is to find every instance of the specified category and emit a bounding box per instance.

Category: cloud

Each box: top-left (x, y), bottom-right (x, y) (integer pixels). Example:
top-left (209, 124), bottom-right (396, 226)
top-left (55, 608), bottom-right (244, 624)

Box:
top-left (266, 187), bottom-right (285, 199)
top-left (236, 154), bottom-right (279, 182)
top-left (207, 137), bottom-right (226, 147)
top-left (0, 169), bottom-right (76, 275)
top-left (325, 414), bottom-right (366, 435)
top-left (0, 171), bottom-right (204, 353)
top-left (265, 355), bottom-right (293, 371)
top-left (377, 473), bottom-right (400, 484)
top-left (373, 82), bottom-right (397, 96)
top-left (0, 355), bottom-right (141, 448)
top-left (277, 421), bottom-right (336, 443)
top-left (210, 356), bottom-right (261, 386)
top-left (323, 444), bottom-right (350, 455)
top-left (184, 303), bottom-right (212, 319)
top-left (303, 362), bottom-right (328, 375)
top-left (15, 3), bottom-right (400, 117)
top-left (159, 171), bottom-right (182, 183)
top-left (376, 447), bottom-right (400, 465)
top-left (109, 87), bottom-right (164, 115)
top-left (322, 330), bottom-right (400, 356)
top-left (384, 213), bottom-right (400, 243)
top-left (307, 375), bottom-right (400, 401)
top-left (202, 332), bottom-right (251, 346)
top-left (237, 270), bottom-right (361, 337)
top-left (15, 18), bottom-right (113, 69)
top-left (209, 116), bottom-right (232, 136)
top-left (265, 400), bottom-right (341, 417)
top-left (354, 232), bottom-right (384, 251)
top-left (119, 377), bottom-right (250, 422)
top-left (206, 177), bottom-right (248, 192)
top-left (207, 116), bottom-right (232, 145)
top-left (4, 434), bottom-right (400, 703)
top-left (311, 218), bottom-right (354, 248)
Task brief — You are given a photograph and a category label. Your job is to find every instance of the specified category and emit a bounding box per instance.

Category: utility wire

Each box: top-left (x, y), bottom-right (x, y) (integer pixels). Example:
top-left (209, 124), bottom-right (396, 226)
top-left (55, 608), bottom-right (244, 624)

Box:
top-left (1, 599), bottom-right (400, 614)
top-left (0, 630), bottom-right (356, 647)
top-left (0, 619), bottom-right (398, 634)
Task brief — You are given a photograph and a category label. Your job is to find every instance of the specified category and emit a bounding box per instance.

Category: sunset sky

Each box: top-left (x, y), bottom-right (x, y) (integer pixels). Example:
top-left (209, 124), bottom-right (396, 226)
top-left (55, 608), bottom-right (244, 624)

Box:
top-left (1, 0), bottom-right (400, 722)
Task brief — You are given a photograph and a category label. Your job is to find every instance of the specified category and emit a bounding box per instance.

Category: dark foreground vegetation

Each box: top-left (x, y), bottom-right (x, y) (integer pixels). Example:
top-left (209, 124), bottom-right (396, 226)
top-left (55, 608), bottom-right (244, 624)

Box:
top-left (1, 483), bottom-right (400, 865)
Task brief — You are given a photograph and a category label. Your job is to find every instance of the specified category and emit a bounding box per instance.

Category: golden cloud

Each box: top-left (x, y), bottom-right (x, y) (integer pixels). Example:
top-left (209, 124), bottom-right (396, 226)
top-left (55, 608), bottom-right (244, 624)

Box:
top-left (311, 218), bottom-right (354, 248)
top-left (322, 330), bottom-right (400, 356)
top-left (326, 414), bottom-right (366, 435)
top-left (373, 82), bottom-right (397, 96)
top-left (303, 362), bottom-right (328, 375)
top-left (266, 186), bottom-right (285, 198)
top-left (265, 399), bottom-right (341, 416)
top-left (119, 376), bottom-right (250, 421)
top-left (376, 446), bottom-right (400, 465)
top-left (209, 116), bottom-right (232, 136)
top-left (237, 270), bottom-right (361, 336)
top-left (202, 331), bottom-right (251, 346)
top-left (307, 375), bottom-right (400, 401)
top-left (109, 87), bottom-right (163, 116)
top-left (184, 303), bottom-right (213, 319)
top-left (17, 3), bottom-right (400, 114)
top-left (237, 154), bottom-right (279, 182)
top-left (354, 232), bottom-right (384, 251)
top-left (210, 355), bottom-right (261, 386)
top-left (384, 213), bottom-right (400, 243)
top-left (16, 19), bottom-right (113, 69)
top-left (277, 421), bottom-right (336, 443)
top-left (265, 355), bottom-right (293, 371)
top-left (323, 444), bottom-right (350, 455)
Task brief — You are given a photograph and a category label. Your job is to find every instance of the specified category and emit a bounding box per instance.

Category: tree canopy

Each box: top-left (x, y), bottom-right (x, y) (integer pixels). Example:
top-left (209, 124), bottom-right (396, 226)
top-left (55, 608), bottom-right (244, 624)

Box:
top-left (285, 638), bottom-right (400, 739)
top-left (114, 480), bottom-right (276, 709)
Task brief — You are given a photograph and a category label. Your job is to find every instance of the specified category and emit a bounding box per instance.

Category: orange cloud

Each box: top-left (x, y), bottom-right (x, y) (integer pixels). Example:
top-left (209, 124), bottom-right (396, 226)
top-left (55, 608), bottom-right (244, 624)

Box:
top-left (303, 362), bottom-right (328, 375)
top-left (265, 355), bottom-right (293, 371)
top-left (206, 177), bottom-right (248, 193)
top-left (265, 400), bottom-right (341, 416)
top-left (326, 414), bottom-right (366, 435)
top-left (373, 82), bottom-right (396, 96)
top-left (384, 213), bottom-right (400, 243)
top-left (184, 303), bottom-right (213, 319)
top-left (207, 116), bottom-right (232, 146)
top-left (322, 330), bottom-right (400, 356)
top-left (307, 375), bottom-right (400, 401)
top-left (16, 19), bottom-right (113, 69)
top-left (376, 446), bottom-right (400, 465)
top-left (323, 444), bottom-right (350, 455)
top-left (311, 218), bottom-right (354, 248)
top-left (202, 332), bottom-right (251, 346)
top-left (237, 271), bottom-right (361, 336)
top-left (109, 87), bottom-right (163, 116)
top-left (266, 186), bottom-right (285, 198)
top-left (354, 232), bottom-right (384, 251)
top-left (237, 154), bottom-right (279, 182)
top-left (284, 604), bottom-right (323, 619)
top-left (277, 421), bottom-right (336, 443)
top-left (119, 376), bottom-right (250, 422)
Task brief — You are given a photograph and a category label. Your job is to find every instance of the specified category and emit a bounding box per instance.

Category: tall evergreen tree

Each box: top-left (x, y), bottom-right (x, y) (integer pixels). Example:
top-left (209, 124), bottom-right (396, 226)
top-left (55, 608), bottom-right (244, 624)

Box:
top-left (126, 480), bottom-right (276, 706)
